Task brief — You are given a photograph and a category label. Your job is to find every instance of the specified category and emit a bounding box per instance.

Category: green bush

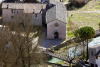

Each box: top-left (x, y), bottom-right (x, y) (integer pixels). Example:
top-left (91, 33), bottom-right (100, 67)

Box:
top-left (75, 26), bottom-right (95, 39)
top-left (98, 22), bottom-right (100, 27)
top-left (74, 26), bottom-right (95, 61)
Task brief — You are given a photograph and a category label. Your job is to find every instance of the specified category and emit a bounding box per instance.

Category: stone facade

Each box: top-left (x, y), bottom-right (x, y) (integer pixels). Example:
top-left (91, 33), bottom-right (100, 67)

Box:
top-left (2, 9), bottom-right (13, 23)
top-left (89, 48), bottom-right (96, 65)
top-left (2, 8), bottom-right (42, 25)
top-left (96, 57), bottom-right (100, 67)
top-left (89, 45), bottom-right (100, 67)
top-left (46, 0), bottom-right (67, 39)
top-left (2, 3), bottom-right (46, 26)
top-left (2, 0), bottom-right (67, 39)
top-left (2, 9), bottom-right (23, 23)
top-left (24, 13), bottom-right (42, 26)
top-left (47, 20), bottom-right (66, 39)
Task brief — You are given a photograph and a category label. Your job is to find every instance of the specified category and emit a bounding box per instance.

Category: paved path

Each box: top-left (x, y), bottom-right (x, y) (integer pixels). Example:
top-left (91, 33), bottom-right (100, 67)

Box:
top-left (68, 10), bottom-right (100, 14)
top-left (39, 27), bottom-right (63, 48)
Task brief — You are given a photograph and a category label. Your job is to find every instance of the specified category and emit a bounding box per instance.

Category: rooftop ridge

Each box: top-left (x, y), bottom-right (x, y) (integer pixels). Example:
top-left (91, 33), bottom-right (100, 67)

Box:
top-left (2, 3), bottom-right (47, 13)
top-left (2, 2), bottom-right (47, 4)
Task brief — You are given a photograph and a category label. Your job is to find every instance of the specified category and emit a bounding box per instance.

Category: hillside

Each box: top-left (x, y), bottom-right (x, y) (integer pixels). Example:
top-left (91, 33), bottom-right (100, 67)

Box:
top-left (80, 0), bottom-right (100, 10)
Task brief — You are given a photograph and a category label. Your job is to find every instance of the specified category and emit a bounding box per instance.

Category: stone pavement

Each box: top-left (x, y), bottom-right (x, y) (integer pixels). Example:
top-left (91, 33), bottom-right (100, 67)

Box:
top-left (39, 27), bottom-right (63, 48)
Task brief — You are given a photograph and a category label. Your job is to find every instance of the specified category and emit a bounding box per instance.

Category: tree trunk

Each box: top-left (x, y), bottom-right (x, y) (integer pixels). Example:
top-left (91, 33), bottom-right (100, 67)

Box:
top-left (28, 48), bottom-right (30, 67)
top-left (83, 41), bottom-right (85, 59)
top-left (22, 59), bottom-right (26, 67)
top-left (3, 62), bottom-right (7, 67)
top-left (69, 63), bottom-right (71, 67)
top-left (27, 36), bottom-right (30, 67)
top-left (86, 39), bottom-right (88, 61)
top-left (20, 48), bottom-right (26, 67)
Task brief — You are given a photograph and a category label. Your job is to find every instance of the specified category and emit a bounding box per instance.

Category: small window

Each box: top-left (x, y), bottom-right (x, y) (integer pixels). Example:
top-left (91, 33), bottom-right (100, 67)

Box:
top-left (11, 16), bottom-right (13, 18)
top-left (11, 9), bottom-right (13, 13)
top-left (33, 9), bottom-right (35, 13)
top-left (96, 56), bottom-right (98, 59)
top-left (6, 5), bottom-right (8, 9)
top-left (35, 14), bottom-right (37, 17)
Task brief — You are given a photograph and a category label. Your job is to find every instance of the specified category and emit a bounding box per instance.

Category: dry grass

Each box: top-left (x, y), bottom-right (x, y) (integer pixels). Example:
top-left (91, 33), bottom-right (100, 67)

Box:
top-left (80, 0), bottom-right (100, 10)
top-left (68, 13), bottom-right (100, 30)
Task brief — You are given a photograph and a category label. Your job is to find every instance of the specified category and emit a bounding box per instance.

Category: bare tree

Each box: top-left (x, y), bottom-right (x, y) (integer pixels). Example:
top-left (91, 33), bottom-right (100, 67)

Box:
top-left (0, 13), bottom-right (48, 67)
top-left (55, 42), bottom-right (81, 67)
top-left (65, 44), bottom-right (79, 67)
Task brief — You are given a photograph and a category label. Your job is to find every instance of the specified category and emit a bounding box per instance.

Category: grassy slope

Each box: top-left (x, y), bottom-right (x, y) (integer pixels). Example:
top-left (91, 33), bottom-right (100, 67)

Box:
top-left (69, 13), bottom-right (100, 30)
top-left (67, 0), bottom-right (100, 37)
top-left (56, 0), bottom-right (100, 64)
top-left (80, 0), bottom-right (100, 10)
top-left (67, 13), bottom-right (100, 37)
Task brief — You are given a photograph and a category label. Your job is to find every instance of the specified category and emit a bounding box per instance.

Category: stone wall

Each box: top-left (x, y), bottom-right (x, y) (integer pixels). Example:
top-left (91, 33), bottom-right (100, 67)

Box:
top-left (24, 13), bottom-right (42, 26)
top-left (13, 9), bottom-right (23, 23)
top-left (32, 13), bottom-right (42, 26)
top-left (89, 48), bottom-right (96, 67)
top-left (47, 20), bottom-right (66, 39)
top-left (96, 57), bottom-right (100, 66)
top-left (2, 9), bottom-right (42, 26)
top-left (2, 9), bottom-right (12, 23)
top-left (2, 9), bottom-right (23, 23)
top-left (89, 46), bottom-right (100, 67)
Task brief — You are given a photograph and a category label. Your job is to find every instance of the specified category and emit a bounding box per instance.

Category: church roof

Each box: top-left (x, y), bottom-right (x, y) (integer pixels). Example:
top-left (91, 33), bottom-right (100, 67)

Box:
top-left (2, 3), bottom-right (47, 13)
top-left (46, 1), bottom-right (67, 24)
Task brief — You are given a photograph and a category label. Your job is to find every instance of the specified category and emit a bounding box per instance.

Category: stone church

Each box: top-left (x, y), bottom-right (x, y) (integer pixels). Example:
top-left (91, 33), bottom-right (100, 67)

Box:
top-left (2, 0), bottom-right (67, 39)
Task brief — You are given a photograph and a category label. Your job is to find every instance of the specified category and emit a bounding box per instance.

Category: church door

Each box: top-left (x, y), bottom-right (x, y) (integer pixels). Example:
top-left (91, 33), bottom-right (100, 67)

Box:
top-left (54, 32), bottom-right (59, 39)
top-left (91, 63), bottom-right (94, 67)
top-left (95, 64), bottom-right (98, 67)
